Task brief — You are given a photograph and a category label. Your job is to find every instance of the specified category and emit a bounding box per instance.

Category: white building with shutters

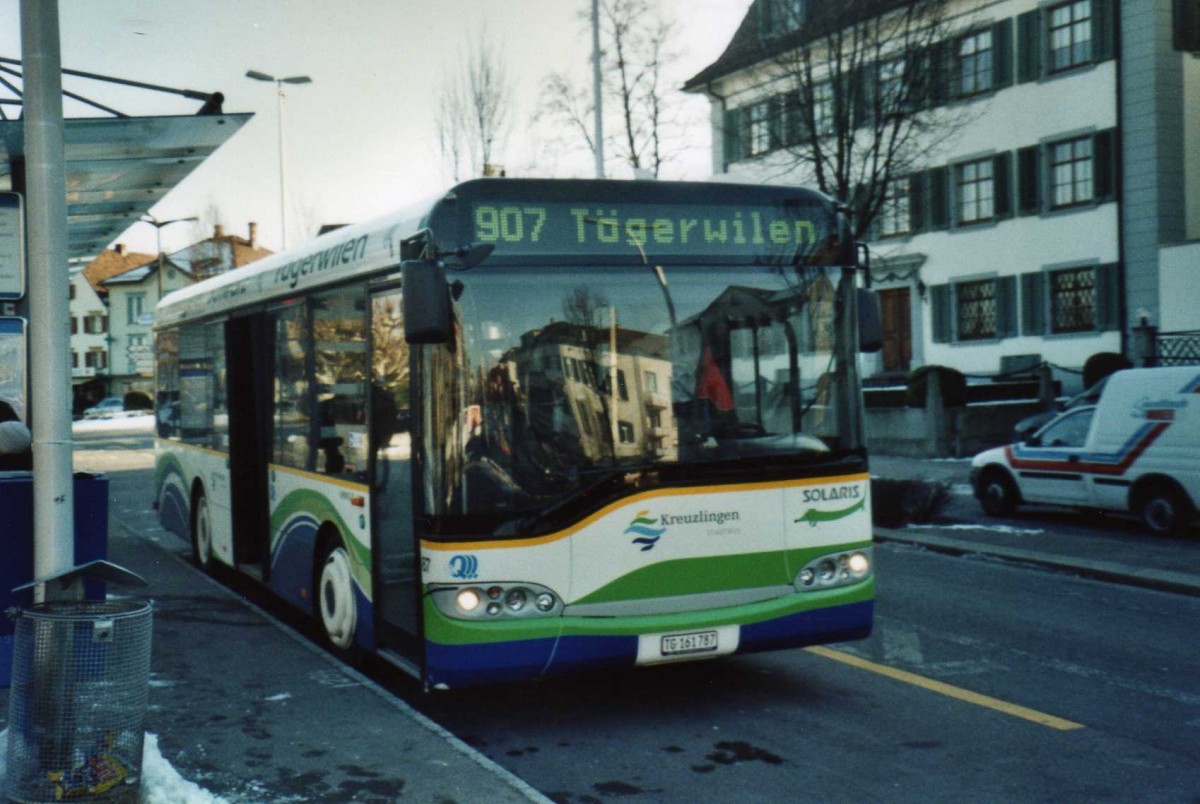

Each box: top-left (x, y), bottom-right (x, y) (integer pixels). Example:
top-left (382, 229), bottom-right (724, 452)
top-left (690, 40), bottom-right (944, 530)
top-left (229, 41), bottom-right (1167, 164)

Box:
top-left (685, 0), bottom-right (1200, 390)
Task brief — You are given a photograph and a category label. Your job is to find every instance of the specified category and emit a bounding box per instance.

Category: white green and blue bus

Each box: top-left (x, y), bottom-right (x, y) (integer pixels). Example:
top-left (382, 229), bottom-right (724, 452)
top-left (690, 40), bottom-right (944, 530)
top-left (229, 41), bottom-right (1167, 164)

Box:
top-left (154, 178), bottom-right (880, 689)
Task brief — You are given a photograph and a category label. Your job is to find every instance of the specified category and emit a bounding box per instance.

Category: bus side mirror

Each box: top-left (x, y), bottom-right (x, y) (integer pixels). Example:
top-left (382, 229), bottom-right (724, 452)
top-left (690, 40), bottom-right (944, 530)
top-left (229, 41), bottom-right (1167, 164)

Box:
top-left (857, 288), bottom-right (882, 353)
top-left (402, 260), bottom-right (453, 344)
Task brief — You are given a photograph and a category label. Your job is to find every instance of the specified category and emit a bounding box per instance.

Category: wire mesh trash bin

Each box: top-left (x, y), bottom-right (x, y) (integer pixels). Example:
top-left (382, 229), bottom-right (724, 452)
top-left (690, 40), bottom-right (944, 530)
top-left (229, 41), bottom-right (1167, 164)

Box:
top-left (5, 600), bottom-right (152, 803)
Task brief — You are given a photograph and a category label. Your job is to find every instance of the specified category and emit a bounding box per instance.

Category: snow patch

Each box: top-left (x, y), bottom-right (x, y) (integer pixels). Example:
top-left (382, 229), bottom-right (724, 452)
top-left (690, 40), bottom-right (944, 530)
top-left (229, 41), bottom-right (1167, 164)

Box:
top-left (0, 729), bottom-right (229, 804)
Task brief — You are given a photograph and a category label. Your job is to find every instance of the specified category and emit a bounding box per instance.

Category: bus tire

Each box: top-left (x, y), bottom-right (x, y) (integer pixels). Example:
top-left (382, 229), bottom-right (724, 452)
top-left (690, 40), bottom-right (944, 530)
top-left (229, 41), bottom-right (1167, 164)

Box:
top-left (979, 469), bottom-right (1018, 518)
top-left (191, 489), bottom-right (214, 571)
top-left (315, 539), bottom-right (358, 653)
top-left (1138, 483), bottom-right (1191, 538)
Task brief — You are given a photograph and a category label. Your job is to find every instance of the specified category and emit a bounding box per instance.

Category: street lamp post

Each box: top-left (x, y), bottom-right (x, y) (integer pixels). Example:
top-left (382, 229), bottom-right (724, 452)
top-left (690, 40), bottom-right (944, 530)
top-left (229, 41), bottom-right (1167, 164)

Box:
top-left (139, 214), bottom-right (197, 297)
top-left (246, 69), bottom-right (312, 250)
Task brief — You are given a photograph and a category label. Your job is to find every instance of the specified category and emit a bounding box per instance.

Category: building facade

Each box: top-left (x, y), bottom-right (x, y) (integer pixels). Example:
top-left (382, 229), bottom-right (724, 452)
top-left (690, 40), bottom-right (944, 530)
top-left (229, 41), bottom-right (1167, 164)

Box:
top-left (686, 0), bottom-right (1200, 390)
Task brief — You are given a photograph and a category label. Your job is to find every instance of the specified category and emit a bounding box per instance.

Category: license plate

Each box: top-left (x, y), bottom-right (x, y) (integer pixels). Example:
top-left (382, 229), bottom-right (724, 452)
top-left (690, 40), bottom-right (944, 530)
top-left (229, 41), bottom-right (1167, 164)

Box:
top-left (636, 625), bottom-right (738, 665)
top-left (661, 630), bottom-right (719, 656)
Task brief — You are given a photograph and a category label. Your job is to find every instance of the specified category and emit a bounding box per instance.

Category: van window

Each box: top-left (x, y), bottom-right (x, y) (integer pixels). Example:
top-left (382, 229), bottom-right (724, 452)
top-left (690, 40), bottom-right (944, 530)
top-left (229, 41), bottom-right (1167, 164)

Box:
top-left (1038, 407), bottom-right (1094, 447)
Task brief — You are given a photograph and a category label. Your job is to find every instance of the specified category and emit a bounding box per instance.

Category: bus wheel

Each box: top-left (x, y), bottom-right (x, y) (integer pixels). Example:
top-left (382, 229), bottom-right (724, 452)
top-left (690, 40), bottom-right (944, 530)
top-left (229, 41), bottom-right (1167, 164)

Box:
top-left (316, 543), bottom-right (358, 651)
top-left (1139, 484), bottom-right (1190, 538)
top-left (979, 469), bottom-right (1018, 517)
top-left (191, 491), bottom-right (214, 571)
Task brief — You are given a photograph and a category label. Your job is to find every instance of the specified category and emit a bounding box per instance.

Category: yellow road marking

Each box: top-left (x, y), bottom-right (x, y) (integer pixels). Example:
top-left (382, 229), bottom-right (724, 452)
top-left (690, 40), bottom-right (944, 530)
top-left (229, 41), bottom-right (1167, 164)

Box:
top-left (805, 645), bottom-right (1084, 731)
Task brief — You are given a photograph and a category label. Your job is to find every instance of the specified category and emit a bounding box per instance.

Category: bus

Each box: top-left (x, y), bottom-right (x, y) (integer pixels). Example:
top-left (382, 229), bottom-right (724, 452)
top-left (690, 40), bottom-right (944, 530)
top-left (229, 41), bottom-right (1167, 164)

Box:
top-left (153, 178), bottom-right (880, 689)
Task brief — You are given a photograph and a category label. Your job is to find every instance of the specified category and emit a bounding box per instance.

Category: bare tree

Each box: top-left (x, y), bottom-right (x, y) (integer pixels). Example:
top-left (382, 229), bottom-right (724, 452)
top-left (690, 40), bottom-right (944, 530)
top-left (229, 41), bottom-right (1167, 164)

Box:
top-left (435, 27), bottom-right (513, 181)
top-left (536, 0), bottom-right (687, 178)
top-left (739, 0), bottom-right (976, 238)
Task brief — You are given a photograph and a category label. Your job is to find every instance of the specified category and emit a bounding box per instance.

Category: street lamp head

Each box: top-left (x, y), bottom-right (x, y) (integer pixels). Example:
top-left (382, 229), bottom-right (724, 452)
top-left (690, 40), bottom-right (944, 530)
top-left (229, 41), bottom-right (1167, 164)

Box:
top-left (246, 70), bottom-right (313, 86)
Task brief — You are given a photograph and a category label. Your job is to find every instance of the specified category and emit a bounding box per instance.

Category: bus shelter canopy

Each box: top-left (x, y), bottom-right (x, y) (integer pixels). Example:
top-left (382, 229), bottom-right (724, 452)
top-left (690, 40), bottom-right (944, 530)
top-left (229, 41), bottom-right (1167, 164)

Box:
top-left (0, 113), bottom-right (250, 259)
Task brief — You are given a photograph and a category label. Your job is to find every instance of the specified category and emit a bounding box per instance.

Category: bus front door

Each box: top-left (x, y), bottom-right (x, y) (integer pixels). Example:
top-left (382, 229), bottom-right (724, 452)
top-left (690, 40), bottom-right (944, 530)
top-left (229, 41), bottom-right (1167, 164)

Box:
top-left (226, 314), bottom-right (273, 580)
top-left (369, 289), bottom-right (421, 656)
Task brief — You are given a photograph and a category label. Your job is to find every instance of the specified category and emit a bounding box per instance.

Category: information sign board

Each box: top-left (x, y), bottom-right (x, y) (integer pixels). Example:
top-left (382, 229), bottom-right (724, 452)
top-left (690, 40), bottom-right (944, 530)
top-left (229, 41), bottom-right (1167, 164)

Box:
top-left (0, 193), bottom-right (24, 300)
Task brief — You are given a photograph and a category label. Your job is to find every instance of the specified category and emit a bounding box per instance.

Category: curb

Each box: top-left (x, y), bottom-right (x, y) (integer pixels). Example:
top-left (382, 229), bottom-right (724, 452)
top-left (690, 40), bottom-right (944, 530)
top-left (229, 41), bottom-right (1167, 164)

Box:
top-left (874, 527), bottom-right (1200, 599)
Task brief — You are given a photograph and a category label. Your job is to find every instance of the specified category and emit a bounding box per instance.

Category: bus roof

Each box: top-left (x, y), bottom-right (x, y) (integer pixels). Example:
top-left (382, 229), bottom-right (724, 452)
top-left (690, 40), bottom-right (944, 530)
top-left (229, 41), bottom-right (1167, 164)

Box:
top-left (155, 178), bottom-right (838, 326)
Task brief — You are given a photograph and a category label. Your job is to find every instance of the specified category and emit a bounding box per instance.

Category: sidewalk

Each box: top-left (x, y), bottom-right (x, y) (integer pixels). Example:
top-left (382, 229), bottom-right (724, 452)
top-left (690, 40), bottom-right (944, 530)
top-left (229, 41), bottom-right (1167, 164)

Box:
top-left (1, 501), bottom-right (550, 803)
top-left (869, 454), bottom-right (1200, 598)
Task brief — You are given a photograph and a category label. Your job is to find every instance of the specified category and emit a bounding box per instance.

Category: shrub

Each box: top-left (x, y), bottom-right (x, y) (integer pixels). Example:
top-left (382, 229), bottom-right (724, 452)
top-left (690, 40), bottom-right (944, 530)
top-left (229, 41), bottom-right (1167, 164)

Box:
top-left (871, 478), bottom-right (954, 528)
top-left (1082, 352), bottom-right (1131, 390)
top-left (905, 365), bottom-right (968, 408)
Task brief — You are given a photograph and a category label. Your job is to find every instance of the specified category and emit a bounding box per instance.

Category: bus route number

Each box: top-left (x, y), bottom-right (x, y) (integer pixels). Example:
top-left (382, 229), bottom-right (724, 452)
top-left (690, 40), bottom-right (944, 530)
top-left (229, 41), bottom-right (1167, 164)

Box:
top-left (475, 205), bottom-right (546, 244)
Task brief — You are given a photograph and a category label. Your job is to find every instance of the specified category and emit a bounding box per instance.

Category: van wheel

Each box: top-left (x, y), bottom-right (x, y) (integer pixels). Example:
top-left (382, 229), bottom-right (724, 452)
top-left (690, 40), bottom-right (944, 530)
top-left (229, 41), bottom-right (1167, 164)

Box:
top-left (316, 543), bottom-right (358, 652)
top-left (191, 491), bottom-right (214, 571)
top-left (1139, 485), bottom-right (1191, 537)
top-left (979, 470), bottom-right (1018, 517)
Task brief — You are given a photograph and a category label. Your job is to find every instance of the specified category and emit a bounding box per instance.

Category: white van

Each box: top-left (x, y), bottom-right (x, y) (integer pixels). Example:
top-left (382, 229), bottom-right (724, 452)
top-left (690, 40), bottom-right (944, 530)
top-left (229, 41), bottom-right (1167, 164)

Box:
top-left (971, 367), bottom-right (1200, 536)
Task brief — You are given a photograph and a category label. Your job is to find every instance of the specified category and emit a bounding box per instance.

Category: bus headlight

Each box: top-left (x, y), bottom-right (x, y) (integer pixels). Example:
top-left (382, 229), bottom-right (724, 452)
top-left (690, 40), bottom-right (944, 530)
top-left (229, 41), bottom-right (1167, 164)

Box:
top-left (794, 548), bottom-right (872, 591)
top-left (456, 588), bottom-right (481, 612)
top-left (431, 582), bottom-right (562, 620)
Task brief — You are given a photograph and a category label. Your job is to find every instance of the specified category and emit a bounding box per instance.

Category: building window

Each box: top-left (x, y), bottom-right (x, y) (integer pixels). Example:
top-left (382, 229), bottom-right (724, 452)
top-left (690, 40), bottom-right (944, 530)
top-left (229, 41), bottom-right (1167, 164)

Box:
top-left (956, 279), bottom-right (998, 340)
top-left (958, 29), bottom-right (993, 95)
top-left (881, 177), bottom-right (911, 237)
top-left (813, 81), bottom-right (834, 136)
top-left (1049, 0), bottom-right (1092, 72)
top-left (749, 101), bottom-right (772, 155)
top-left (957, 158), bottom-right (995, 224)
top-left (71, 317), bottom-right (78, 334)
top-left (617, 369), bottom-right (629, 401)
top-left (69, 283), bottom-right (76, 301)
top-left (126, 293), bottom-right (146, 325)
top-left (643, 370), bottom-right (658, 393)
top-left (877, 58), bottom-right (906, 110)
top-left (617, 421), bottom-right (635, 444)
top-left (72, 351), bottom-right (79, 368)
top-left (1049, 266), bottom-right (1096, 333)
top-left (1050, 136), bottom-right (1093, 208)
top-left (759, 0), bottom-right (804, 37)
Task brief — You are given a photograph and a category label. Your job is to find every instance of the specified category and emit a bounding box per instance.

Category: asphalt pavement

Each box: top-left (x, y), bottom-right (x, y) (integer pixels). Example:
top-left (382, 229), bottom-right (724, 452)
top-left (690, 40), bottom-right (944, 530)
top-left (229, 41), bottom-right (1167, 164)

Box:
top-left (3, 439), bottom-right (1198, 803)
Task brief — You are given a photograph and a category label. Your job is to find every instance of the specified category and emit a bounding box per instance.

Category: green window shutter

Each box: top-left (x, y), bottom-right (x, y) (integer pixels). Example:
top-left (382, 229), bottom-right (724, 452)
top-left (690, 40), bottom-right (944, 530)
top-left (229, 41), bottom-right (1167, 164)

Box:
top-left (769, 95), bottom-right (785, 150)
top-left (1094, 263), bottom-right (1121, 331)
top-left (850, 65), bottom-right (869, 128)
top-left (1093, 0), bottom-right (1117, 62)
top-left (1093, 128), bottom-right (1119, 202)
top-left (928, 166), bottom-right (950, 230)
top-left (723, 108), bottom-right (742, 167)
top-left (993, 18), bottom-right (1014, 89)
top-left (1017, 9), bottom-right (1043, 83)
top-left (931, 283), bottom-right (953, 343)
top-left (994, 151), bottom-right (1013, 219)
top-left (997, 276), bottom-right (1018, 338)
top-left (908, 171), bottom-right (927, 234)
top-left (1017, 145), bottom-right (1042, 215)
top-left (1021, 272), bottom-right (1047, 335)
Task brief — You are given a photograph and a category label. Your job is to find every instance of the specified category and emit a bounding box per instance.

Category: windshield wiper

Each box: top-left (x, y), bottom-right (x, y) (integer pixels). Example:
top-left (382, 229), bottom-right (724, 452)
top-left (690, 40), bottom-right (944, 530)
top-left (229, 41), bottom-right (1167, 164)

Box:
top-left (497, 464), bottom-right (663, 536)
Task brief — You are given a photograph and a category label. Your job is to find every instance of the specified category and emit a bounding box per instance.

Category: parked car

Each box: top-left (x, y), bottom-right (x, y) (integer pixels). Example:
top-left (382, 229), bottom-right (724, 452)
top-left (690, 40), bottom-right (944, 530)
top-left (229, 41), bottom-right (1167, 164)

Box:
top-left (83, 397), bottom-right (126, 419)
top-left (971, 367), bottom-right (1199, 536)
top-left (1011, 376), bottom-right (1109, 441)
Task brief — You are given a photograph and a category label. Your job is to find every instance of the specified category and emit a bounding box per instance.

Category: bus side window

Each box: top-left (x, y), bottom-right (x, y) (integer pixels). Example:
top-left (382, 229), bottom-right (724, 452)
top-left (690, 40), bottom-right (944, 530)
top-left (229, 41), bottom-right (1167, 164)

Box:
top-left (313, 288), bottom-right (369, 475)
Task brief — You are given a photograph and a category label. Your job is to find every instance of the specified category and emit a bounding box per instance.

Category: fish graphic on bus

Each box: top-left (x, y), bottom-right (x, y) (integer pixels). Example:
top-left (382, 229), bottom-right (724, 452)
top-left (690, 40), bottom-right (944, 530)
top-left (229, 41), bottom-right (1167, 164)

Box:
top-left (624, 510), bottom-right (667, 551)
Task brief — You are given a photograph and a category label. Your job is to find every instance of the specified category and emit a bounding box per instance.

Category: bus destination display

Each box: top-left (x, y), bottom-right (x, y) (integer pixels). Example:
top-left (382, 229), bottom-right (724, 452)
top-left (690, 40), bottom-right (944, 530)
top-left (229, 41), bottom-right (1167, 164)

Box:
top-left (470, 202), bottom-right (834, 258)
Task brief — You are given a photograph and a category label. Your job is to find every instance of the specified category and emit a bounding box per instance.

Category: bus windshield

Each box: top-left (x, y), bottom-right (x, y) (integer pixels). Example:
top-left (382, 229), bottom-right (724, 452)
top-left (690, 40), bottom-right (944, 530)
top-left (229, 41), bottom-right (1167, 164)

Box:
top-left (421, 259), bottom-right (859, 534)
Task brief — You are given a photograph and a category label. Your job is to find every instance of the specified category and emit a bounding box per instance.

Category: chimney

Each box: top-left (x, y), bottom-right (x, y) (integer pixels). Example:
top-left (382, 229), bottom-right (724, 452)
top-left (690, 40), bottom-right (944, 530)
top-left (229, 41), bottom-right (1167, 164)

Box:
top-left (213, 224), bottom-right (224, 240)
top-left (114, 243), bottom-right (125, 255)
top-left (248, 222), bottom-right (257, 248)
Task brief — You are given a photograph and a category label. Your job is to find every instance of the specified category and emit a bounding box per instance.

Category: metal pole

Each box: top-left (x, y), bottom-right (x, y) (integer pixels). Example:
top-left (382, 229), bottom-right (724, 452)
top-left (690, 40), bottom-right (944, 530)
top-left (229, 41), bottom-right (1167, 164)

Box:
top-left (276, 80), bottom-right (287, 249)
top-left (20, 0), bottom-right (76, 602)
top-left (592, 0), bottom-right (605, 179)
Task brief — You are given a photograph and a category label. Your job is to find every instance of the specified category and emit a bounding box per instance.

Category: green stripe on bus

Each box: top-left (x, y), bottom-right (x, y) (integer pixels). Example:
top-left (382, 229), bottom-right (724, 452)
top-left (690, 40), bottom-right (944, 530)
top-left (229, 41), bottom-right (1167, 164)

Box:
top-left (270, 488), bottom-right (373, 593)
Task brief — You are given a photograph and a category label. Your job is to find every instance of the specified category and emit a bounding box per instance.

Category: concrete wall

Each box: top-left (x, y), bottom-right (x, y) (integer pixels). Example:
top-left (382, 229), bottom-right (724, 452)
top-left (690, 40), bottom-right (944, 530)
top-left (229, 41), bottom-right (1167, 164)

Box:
top-left (866, 400), bottom-right (1044, 457)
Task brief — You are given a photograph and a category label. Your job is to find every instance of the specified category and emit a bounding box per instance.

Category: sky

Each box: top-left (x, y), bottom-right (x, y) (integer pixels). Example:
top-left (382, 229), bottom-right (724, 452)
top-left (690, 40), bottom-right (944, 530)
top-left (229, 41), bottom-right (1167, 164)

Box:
top-left (0, 0), bottom-right (752, 255)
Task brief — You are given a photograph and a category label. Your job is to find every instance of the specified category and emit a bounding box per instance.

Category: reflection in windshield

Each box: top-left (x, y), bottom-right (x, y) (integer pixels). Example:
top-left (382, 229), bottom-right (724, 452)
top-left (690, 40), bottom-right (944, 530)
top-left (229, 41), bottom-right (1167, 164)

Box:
top-left (421, 263), bottom-right (852, 529)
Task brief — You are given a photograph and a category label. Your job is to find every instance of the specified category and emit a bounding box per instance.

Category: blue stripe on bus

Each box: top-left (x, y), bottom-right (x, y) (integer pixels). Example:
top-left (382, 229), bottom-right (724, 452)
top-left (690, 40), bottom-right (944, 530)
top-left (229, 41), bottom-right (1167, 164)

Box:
top-left (423, 600), bottom-right (874, 688)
